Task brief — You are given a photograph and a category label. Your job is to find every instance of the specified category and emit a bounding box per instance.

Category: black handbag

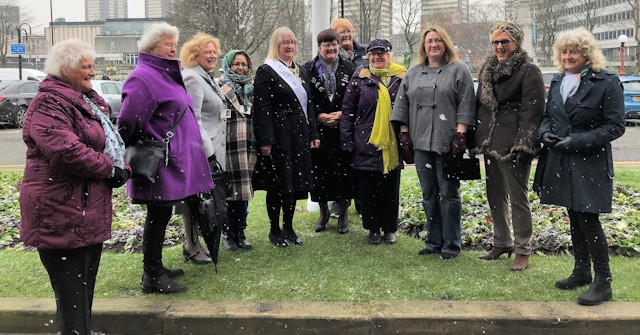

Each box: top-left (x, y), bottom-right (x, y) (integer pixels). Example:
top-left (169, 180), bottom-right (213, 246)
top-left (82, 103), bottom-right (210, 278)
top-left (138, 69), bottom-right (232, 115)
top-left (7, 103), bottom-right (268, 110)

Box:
top-left (442, 154), bottom-right (481, 181)
top-left (124, 107), bottom-right (188, 183)
top-left (209, 159), bottom-right (232, 197)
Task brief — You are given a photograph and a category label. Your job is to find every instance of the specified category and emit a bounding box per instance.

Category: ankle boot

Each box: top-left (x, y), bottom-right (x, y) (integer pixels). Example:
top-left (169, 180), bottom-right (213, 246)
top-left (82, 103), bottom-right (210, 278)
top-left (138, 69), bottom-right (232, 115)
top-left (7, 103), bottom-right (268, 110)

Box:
top-left (141, 272), bottom-right (187, 294)
top-left (337, 199), bottom-right (350, 234)
top-left (315, 202), bottom-right (330, 232)
top-left (236, 228), bottom-right (253, 249)
top-left (577, 274), bottom-right (612, 306)
top-left (222, 232), bottom-right (239, 250)
top-left (479, 246), bottom-right (514, 260)
top-left (555, 266), bottom-right (592, 290)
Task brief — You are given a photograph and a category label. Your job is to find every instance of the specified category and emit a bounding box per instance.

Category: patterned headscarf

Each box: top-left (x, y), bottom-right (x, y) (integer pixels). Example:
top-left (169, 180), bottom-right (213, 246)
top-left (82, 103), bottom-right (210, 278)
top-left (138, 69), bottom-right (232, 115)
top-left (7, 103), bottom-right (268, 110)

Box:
top-left (219, 50), bottom-right (254, 103)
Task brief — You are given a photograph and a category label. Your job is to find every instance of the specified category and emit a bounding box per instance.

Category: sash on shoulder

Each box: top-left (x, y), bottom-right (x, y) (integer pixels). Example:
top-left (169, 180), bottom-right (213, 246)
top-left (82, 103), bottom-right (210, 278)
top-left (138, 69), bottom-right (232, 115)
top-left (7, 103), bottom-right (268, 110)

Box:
top-left (265, 59), bottom-right (308, 120)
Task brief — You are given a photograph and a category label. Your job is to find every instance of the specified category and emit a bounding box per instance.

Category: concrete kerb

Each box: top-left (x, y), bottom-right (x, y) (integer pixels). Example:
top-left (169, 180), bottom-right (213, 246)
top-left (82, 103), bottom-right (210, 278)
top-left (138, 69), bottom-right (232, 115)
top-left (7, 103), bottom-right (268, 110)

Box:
top-left (1, 298), bottom-right (640, 334)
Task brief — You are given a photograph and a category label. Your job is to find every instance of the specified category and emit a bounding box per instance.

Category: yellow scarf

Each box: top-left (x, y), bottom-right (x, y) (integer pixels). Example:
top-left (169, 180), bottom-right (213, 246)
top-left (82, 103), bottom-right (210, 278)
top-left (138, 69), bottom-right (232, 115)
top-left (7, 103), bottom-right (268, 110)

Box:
top-left (368, 62), bottom-right (406, 173)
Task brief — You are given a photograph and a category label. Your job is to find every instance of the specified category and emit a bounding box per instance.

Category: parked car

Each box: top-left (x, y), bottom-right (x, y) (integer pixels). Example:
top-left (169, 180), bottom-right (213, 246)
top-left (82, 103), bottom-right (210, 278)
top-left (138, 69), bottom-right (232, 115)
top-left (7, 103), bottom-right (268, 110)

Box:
top-left (541, 70), bottom-right (557, 100)
top-left (0, 80), bottom-right (38, 128)
top-left (619, 76), bottom-right (640, 121)
top-left (91, 80), bottom-right (123, 122)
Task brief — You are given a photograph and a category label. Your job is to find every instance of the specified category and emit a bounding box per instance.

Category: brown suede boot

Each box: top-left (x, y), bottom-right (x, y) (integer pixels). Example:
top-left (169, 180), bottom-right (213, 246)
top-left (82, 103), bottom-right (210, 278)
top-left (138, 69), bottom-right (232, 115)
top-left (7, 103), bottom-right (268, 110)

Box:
top-left (510, 254), bottom-right (529, 271)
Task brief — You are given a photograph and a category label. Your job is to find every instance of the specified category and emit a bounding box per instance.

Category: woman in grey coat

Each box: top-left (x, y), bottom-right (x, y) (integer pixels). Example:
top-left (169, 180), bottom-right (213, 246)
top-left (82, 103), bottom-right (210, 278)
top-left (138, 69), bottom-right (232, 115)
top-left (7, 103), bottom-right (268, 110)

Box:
top-left (179, 33), bottom-right (227, 264)
top-left (534, 28), bottom-right (625, 306)
top-left (390, 26), bottom-right (475, 259)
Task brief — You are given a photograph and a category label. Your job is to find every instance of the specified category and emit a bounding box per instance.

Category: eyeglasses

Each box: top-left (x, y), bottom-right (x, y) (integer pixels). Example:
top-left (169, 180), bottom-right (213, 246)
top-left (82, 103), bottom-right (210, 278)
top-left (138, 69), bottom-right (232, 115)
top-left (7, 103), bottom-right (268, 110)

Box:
top-left (491, 40), bottom-right (511, 46)
top-left (319, 42), bottom-right (339, 48)
top-left (231, 62), bottom-right (248, 68)
top-left (425, 38), bottom-right (444, 45)
top-left (369, 50), bottom-right (387, 57)
top-left (281, 40), bottom-right (296, 45)
top-left (337, 30), bottom-right (353, 36)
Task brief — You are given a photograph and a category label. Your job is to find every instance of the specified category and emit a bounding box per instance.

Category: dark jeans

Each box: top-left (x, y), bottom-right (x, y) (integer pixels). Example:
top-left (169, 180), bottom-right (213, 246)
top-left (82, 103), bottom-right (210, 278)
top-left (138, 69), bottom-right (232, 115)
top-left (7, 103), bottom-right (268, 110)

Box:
top-left (568, 210), bottom-right (610, 276)
top-left (39, 243), bottom-right (103, 335)
top-left (143, 205), bottom-right (173, 276)
top-left (414, 150), bottom-right (462, 255)
top-left (356, 169), bottom-right (400, 234)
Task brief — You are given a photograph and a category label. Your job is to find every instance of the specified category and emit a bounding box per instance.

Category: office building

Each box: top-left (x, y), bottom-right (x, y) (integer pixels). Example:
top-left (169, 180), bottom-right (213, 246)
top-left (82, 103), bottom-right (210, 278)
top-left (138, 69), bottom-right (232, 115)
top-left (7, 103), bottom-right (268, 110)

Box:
top-left (145, 0), bottom-right (173, 18)
top-left (85, 0), bottom-right (128, 21)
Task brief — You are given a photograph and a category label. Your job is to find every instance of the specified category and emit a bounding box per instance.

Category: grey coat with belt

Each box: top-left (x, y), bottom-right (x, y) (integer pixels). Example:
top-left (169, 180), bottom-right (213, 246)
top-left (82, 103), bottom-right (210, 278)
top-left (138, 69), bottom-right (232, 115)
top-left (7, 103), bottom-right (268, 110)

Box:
top-left (183, 65), bottom-right (227, 169)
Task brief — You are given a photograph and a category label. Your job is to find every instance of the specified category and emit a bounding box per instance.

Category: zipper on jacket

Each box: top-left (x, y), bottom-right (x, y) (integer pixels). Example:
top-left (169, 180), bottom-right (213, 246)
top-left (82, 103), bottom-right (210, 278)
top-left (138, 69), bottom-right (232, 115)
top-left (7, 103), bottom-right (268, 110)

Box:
top-left (82, 180), bottom-right (88, 216)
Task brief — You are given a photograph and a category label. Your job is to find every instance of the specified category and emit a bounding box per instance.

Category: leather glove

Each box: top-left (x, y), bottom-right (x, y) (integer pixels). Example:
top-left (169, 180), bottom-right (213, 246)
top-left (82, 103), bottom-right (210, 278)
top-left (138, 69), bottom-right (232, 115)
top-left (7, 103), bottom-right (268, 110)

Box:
top-left (553, 137), bottom-right (572, 152)
top-left (107, 166), bottom-right (129, 188)
top-left (208, 154), bottom-right (217, 162)
top-left (451, 132), bottom-right (466, 156)
top-left (398, 131), bottom-right (413, 152)
top-left (541, 132), bottom-right (562, 147)
top-left (513, 151), bottom-right (533, 167)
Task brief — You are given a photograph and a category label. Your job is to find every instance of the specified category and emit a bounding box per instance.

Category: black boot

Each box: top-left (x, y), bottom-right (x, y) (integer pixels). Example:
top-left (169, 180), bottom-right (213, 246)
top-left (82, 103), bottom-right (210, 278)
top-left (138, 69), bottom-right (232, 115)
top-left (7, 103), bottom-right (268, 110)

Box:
top-left (236, 228), bottom-right (253, 249)
top-left (337, 199), bottom-right (350, 234)
top-left (555, 265), bottom-right (592, 290)
top-left (315, 202), bottom-right (330, 232)
top-left (577, 274), bottom-right (612, 306)
top-left (141, 272), bottom-right (187, 294)
top-left (222, 232), bottom-right (239, 250)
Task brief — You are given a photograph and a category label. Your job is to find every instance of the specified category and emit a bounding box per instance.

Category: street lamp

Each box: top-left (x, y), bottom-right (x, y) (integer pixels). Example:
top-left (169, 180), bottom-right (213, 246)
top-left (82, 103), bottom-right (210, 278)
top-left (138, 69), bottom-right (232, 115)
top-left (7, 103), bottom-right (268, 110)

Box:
top-left (618, 34), bottom-right (628, 76)
top-left (8, 23), bottom-right (32, 80)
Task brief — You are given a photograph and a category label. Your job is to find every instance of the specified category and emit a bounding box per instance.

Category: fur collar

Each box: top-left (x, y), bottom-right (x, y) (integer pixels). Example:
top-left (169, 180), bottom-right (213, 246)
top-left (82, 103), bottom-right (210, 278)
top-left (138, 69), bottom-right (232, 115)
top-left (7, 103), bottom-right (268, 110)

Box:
top-left (478, 51), bottom-right (529, 112)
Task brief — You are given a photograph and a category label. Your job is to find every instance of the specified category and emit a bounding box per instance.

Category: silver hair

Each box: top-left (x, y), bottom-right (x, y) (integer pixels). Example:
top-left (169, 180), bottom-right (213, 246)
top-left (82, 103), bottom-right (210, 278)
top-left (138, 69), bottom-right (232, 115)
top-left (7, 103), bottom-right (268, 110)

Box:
top-left (43, 39), bottom-right (95, 78)
top-left (138, 22), bottom-right (179, 53)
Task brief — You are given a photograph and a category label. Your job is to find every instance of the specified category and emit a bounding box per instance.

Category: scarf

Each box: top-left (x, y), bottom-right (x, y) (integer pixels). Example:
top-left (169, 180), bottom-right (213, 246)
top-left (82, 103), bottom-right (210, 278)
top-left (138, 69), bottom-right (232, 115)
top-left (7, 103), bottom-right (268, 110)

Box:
top-left (368, 62), bottom-right (405, 173)
top-left (82, 93), bottom-right (125, 169)
top-left (219, 50), bottom-right (254, 105)
top-left (560, 67), bottom-right (589, 103)
top-left (317, 56), bottom-right (337, 100)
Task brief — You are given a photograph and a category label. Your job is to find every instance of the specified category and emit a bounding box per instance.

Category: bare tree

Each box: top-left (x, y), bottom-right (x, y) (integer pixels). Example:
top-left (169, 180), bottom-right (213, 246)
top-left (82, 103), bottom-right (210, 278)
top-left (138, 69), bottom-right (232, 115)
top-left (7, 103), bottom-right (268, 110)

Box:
top-left (571, 0), bottom-right (606, 32)
top-left (275, 0), bottom-right (313, 62)
top-left (0, 0), bottom-right (35, 67)
top-left (394, 0), bottom-right (421, 65)
top-left (530, 0), bottom-right (562, 67)
top-left (347, 0), bottom-right (384, 43)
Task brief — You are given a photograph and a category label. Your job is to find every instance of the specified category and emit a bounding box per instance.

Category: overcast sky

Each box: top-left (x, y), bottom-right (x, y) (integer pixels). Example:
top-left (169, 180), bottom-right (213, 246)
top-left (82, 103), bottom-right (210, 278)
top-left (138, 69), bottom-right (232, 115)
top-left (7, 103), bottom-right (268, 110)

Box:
top-left (22, 0), bottom-right (145, 34)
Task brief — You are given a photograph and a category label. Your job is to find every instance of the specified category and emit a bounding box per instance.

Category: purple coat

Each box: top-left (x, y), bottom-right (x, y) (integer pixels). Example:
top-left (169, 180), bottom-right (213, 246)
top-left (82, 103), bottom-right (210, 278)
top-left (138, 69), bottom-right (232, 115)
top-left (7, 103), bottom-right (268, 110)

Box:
top-left (340, 66), bottom-right (404, 172)
top-left (118, 52), bottom-right (213, 201)
top-left (20, 75), bottom-right (114, 249)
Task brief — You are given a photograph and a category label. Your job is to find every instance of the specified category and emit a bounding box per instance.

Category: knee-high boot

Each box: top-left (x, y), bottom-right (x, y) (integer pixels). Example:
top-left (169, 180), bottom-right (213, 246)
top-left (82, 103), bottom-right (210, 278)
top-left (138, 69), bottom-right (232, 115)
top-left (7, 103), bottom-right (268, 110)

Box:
top-left (575, 212), bottom-right (612, 305)
top-left (315, 201), bottom-right (330, 232)
top-left (337, 199), bottom-right (350, 234)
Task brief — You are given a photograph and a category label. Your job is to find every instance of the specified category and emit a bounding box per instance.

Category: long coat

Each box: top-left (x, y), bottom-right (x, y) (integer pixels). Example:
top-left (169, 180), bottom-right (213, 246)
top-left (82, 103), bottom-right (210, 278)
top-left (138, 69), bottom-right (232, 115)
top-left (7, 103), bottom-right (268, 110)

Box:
top-left (341, 65), bottom-right (404, 172)
top-left (303, 55), bottom-right (356, 201)
top-left (20, 75), bottom-right (114, 249)
top-left (118, 52), bottom-right (213, 202)
top-left (252, 62), bottom-right (319, 198)
top-left (472, 52), bottom-right (545, 160)
top-left (533, 69), bottom-right (625, 213)
top-left (182, 65), bottom-right (227, 168)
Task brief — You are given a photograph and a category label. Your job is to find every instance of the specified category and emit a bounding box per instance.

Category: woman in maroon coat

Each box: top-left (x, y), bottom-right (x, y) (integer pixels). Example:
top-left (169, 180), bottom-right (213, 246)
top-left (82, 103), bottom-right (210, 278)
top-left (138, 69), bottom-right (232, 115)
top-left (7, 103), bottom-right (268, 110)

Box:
top-left (20, 39), bottom-right (130, 335)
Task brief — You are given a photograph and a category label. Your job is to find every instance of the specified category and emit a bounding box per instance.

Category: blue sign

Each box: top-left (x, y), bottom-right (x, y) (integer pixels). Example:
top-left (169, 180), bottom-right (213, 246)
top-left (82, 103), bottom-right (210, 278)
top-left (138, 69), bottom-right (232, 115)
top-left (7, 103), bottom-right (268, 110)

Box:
top-left (10, 44), bottom-right (25, 55)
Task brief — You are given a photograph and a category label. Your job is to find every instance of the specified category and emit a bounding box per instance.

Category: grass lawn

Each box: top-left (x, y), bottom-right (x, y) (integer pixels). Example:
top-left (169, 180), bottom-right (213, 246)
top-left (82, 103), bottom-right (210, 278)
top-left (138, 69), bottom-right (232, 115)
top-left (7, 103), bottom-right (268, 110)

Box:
top-left (0, 167), bottom-right (639, 302)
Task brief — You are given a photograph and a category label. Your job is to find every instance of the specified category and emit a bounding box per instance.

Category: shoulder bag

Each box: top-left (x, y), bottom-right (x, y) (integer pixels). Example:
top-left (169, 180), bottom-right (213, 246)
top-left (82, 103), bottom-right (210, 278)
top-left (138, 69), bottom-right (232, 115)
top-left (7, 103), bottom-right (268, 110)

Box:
top-left (124, 106), bottom-right (188, 183)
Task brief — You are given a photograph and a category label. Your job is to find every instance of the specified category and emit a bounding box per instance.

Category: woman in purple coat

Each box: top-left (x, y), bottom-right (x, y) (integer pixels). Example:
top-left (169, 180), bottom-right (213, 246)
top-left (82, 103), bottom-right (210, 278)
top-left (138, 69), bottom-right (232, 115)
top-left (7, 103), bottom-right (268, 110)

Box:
top-left (117, 23), bottom-right (213, 294)
top-left (20, 39), bottom-right (130, 335)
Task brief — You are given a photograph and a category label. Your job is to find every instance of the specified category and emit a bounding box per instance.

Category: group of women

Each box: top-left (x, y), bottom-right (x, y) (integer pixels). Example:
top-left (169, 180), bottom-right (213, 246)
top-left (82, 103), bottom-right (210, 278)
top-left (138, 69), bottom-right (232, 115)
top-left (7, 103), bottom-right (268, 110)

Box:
top-left (17, 17), bottom-right (625, 335)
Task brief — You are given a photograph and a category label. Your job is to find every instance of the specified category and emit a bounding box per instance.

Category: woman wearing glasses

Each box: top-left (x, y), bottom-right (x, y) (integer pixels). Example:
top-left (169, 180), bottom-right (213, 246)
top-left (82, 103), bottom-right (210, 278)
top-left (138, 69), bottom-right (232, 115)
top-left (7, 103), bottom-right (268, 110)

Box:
top-left (472, 21), bottom-right (545, 270)
top-left (303, 29), bottom-right (356, 234)
top-left (390, 26), bottom-right (475, 259)
top-left (331, 18), bottom-right (368, 67)
top-left (253, 26), bottom-right (319, 247)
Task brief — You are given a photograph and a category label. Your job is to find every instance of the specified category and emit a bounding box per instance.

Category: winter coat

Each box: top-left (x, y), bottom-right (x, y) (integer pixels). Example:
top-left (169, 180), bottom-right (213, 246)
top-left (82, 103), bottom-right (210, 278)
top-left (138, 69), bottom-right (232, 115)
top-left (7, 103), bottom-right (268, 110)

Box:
top-left (117, 52), bottom-right (213, 202)
top-left (182, 65), bottom-right (227, 168)
top-left (391, 61), bottom-right (476, 154)
top-left (252, 62), bottom-right (319, 197)
top-left (20, 75), bottom-right (114, 249)
top-left (304, 56), bottom-right (356, 201)
top-left (533, 69), bottom-right (625, 213)
top-left (341, 65), bottom-right (404, 172)
top-left (472, 51), bottom-right (545, 160)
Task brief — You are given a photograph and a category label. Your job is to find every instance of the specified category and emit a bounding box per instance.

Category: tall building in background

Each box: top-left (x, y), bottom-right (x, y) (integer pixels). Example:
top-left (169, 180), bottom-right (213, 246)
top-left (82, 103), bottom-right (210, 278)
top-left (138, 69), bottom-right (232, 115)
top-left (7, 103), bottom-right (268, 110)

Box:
top-left (85, 0), bottom-right (128, 21)
top-left (421, 0), bottom-right (469, 31)
top-left (341, 0), bottom-right (393, 43)
top-left (145, 0), bottom-right (173, 18)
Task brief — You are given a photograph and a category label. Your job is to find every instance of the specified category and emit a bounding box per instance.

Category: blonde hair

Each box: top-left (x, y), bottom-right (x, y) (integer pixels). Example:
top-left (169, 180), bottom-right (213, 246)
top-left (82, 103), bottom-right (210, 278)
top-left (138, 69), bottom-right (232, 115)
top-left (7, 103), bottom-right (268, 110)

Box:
top-left (179, 33), bottom-right (221, 68)
top-left (138, 22), bottom-right (179, 53)
top-left (331, 18), bottom-right (354, 33)
top-left (265, 26), bottom-right (298, 62)
top-left (417, 26), bottom-right (460, 65)
top-left (553, 27), bottom-right (606, 72)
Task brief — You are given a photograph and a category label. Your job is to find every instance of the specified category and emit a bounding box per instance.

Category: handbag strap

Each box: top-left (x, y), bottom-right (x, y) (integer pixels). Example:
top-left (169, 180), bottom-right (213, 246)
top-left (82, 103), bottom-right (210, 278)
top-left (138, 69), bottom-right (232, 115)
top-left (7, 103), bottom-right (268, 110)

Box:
top-left (163, 105), bottom-right (190, 143)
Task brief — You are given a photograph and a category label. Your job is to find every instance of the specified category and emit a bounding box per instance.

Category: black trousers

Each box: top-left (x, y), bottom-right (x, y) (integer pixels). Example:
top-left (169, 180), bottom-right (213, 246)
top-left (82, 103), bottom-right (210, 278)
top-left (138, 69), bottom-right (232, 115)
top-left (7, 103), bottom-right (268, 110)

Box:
top-left (568, 210), bottom-right (611, 276)
top-left (356, 169), bottom-right (400, 234)
top-left (39, 243), bottom-right (103, 335)
top-left (143, 205), bottom-right (173, 276)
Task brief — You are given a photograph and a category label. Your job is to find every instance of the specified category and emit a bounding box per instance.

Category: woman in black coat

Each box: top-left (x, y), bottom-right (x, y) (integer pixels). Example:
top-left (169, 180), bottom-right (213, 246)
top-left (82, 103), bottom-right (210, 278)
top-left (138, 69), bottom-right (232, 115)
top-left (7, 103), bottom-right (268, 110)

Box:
top-left (304, 29), bottom-right (356, 234)
top-left (253, 27), bottom-right (320, 247)
top-left (534, 27), bottom-right (625, 306)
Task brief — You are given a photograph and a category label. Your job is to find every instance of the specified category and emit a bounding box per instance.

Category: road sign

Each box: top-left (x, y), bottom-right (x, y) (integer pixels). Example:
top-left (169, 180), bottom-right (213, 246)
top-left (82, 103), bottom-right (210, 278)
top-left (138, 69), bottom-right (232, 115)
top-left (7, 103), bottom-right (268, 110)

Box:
top-left (10, 44), bottom-right (25, 55)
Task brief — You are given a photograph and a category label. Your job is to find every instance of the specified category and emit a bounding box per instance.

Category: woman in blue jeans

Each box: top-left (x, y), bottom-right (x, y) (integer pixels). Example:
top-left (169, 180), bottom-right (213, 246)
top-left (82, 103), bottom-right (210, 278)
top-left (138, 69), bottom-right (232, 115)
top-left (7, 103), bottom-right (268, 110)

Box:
top-left (390, 26), bottom-right (475, 259)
